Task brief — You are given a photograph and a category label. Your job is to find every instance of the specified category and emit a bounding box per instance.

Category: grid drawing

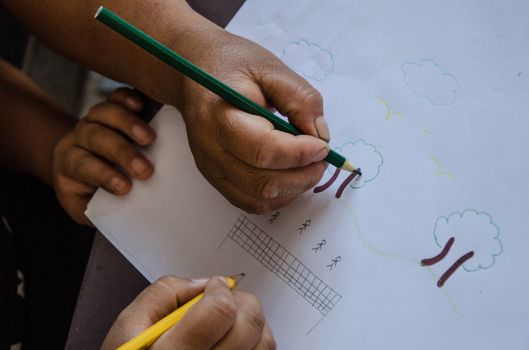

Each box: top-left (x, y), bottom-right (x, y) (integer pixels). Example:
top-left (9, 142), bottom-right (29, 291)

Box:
top-left (225, 215), bottom-right (342, 316)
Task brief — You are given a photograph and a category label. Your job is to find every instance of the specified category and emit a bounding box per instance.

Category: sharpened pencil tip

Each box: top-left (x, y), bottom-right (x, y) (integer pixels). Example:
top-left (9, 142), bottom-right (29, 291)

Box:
top-left (230, 273), bottom-right (246, 286)
top-left (341, 160), bottom-right (359, 173)
top-left (95, 6), bottom-right (104, 19)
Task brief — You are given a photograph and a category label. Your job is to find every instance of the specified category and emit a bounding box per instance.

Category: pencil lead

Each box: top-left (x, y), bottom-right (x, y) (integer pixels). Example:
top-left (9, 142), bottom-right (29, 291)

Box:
top-left (230, 273), bottom-right (246, 285)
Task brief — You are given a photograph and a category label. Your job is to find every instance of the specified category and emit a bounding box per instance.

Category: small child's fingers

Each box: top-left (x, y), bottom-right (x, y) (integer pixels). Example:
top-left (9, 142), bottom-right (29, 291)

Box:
top-left (74, 121), bottom-right (154, 180)
top-left (84, 103), bottom-right (156, 146)
top-left (61, 146), bottom-right (131, 195)
top-left (107, 87), bottom-right (144, 112)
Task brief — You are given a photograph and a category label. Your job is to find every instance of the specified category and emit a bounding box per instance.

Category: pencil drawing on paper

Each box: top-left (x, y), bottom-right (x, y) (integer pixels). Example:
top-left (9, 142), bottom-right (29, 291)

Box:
top-left (268, 211), bottom-right (280, 224)
top-left (281, 39), bottom-right (334, 82)
top-left (221, 215), bottom-right (342, 316)
top-left (314, 168), bottom-right (362, 198)
top-left (332, 195), bottom-right (462, 316)
top-left (297, 219), bottom-right (312, 235)
top-left (421, 209), bottom-right (503, 287)
top-left (335, 140), bottom-right (382, 189)
top-left (402, 59), bottom-right (459, 106)
top-left (377, 98), bottom-right (402, 120)
top-left (312, 239), bottom-right (326, 253)
top-left (314, 140), bottom-right (383, 197)
top-left (326, 256), bottom-right (341, 271)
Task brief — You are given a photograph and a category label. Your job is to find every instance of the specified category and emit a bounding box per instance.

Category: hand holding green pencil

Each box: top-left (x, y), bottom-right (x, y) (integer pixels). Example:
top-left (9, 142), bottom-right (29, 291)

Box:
top-left (96, 7), bottom-right (357, 214)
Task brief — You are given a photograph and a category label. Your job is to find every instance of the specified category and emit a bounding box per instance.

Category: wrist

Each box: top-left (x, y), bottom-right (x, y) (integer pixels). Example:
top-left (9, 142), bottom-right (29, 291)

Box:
top-left (41, 111), bottom-right (76, 186)
top-left (147, 8), bottom-right (228, 109)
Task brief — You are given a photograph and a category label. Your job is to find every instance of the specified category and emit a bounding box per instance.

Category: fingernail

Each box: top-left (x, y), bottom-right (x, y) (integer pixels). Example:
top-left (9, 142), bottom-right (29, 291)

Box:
top-left (314, 146), bottom-right (329, 162)
top-left (191, 277), bottom-right (209, 286)
top-left (126, 97), bottom-right (141, 110)
top-left (131, 158), bottom-right (149, 175)
top-left (111, 177), bottom-right (127, 193)
top-left (314, 116), bottom-right (330, 142)
top-left (132, 125), bottom-right (152, 143)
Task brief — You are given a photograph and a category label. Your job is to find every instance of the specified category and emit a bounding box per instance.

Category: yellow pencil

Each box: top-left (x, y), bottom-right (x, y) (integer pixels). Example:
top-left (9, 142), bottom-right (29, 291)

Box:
top-left (118, 274), bottom-right (246, 350)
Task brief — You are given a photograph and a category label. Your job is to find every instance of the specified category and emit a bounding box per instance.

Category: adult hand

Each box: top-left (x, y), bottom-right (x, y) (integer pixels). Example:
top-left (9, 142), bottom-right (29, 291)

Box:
top-left (2, 0), bottom-right (329, 214)
top-left (175, 25), bottom-right (330, 213)
top-left (102, 275), bottom-right (275, 350)
top-left (52, 88), bottom-right (156, 225)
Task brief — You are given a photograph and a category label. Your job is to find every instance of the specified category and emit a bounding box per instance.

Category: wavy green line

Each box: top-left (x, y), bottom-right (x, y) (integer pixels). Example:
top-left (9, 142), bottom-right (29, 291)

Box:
top-left (322, 193), bottom-right (463, 318)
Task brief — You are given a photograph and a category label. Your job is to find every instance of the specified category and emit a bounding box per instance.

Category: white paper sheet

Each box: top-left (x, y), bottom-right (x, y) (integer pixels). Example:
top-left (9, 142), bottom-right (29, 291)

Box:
top-left (87, 1), bottom-right (529, 348)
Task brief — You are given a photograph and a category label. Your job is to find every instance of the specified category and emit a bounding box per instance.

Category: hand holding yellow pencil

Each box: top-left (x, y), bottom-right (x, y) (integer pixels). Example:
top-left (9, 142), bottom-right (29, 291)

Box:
top-left (101, 275), bottom-right (275, 350)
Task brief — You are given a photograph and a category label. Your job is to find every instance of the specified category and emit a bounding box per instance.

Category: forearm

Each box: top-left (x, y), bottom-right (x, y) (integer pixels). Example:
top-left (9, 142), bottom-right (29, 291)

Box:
top-left (0, 60), bottom-right (75, 184)
top-left (2, 0), bottom-right (223, 108)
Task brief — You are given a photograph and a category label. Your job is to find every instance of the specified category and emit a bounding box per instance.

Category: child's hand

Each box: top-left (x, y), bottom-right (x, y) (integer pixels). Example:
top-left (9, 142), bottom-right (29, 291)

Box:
top-left (52, 88), bottom-right (156, 226)
top-left (102, 275), bottom-right (275, 350)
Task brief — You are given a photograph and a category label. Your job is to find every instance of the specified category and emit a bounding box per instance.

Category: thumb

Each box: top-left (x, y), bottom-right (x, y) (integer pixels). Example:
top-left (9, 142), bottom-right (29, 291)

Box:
top-left (101, 276), bottom-right (207, 350)
top-left (257, 63), bottom-right (330, 142)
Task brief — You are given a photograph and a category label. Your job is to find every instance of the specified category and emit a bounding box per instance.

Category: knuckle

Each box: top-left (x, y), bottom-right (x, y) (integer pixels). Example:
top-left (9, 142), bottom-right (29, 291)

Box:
top-left (302, 88), bottom-right (323, 108)
top-left (64, 150), bottom-right (80, 175)
top-left (210, 295), bottom-right (238, 322)
top-left (78, 123), bottom-right (102, 148)
top-left (238, 294), bottom-right (265, 334)
top-left (99, 104), bottom-right (122, 124)
top-left (311, 163), bottom-right (326, 185)
top-left (258, 176), bottom-right (280, 200)
top-left (259, 336), bottom-right (277, 350)
top-left (215, 110), bottom-right (237, 146)
top-left (114, 307), bottom-right (136, 327)
top-left (53, 134), bottom-right (73, 160)
top-left (87, 102), bottom-right (123, 124)
top-left (246, 310), bottom-right (266, 338)
top-left (287, 84), bottom-right (322, 113)
top-left (155, 275), bottom-right (179, 286)
top-left (254, 138), bottom-right (273, 168)
top-left (271, 133), bottom-right (306, 167)
top-left (152, 275), bottom-right (183, 294)
top-left (72, 153), bottom-right (91, 177)
top-left (153, 275), bottom-right (182, 291)
top-left (293, 147), bottom-right (305, 167)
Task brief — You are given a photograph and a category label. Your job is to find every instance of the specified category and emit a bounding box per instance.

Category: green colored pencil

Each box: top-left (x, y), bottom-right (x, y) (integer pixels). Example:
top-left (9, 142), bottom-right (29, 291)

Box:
top-left (95, 6), bottom-right (358, 172)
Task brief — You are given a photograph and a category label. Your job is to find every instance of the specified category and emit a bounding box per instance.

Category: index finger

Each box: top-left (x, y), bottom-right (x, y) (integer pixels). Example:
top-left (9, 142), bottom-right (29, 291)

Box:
top-left (216, 109), bottom-right (329, 170)
top-left (84, 102), bottom-right (156, 146)
top-left (160, 277), bottom-right (238, 350)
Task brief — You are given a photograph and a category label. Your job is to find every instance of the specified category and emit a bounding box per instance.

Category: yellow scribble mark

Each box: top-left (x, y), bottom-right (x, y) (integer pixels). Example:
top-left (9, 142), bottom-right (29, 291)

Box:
top-left (423, 126), bottom-right (431, 135)
top-left (377, 98), bottom-right (402, 120)
top-left (431, 155), bottom-right (454, 178)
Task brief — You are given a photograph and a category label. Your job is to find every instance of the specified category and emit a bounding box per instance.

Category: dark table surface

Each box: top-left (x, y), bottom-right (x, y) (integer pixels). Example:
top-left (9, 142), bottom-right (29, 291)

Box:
top-left (65, 1), bottom-right (245, 348)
